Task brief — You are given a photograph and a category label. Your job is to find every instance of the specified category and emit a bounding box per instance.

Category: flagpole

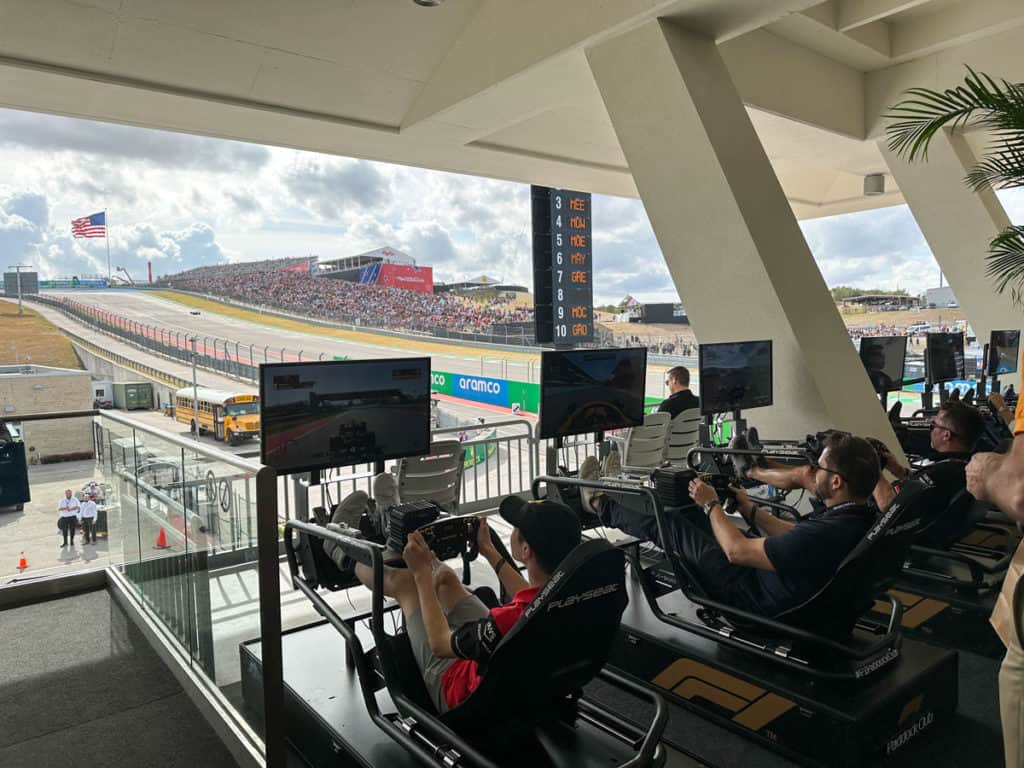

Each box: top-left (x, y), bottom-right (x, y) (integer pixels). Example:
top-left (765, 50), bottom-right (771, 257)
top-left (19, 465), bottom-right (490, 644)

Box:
top-left (105, 209), bottom-right (111, 284)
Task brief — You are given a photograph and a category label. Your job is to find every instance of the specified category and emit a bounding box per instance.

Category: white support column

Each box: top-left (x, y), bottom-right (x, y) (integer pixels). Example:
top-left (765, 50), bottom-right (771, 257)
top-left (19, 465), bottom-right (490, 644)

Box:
top-left (587, 19), bottom-right (898, 442)
top-left (880, 131), bottom-right (1022, 390)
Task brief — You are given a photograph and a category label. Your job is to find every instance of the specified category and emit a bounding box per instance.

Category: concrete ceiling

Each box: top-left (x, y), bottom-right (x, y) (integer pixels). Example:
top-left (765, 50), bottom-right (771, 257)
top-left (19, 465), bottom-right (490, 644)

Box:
top-left (0, 0), bottom-right (1022, 219)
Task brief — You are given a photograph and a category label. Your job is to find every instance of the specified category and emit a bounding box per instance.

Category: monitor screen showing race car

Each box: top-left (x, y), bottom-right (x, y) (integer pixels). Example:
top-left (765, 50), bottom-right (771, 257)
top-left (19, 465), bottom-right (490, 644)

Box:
top-left (988, 330), bottom-right (1021, 376)
top-left (858, 336), bottom-right (907, 393)
top-left (699, 340), bottom-right (773, 416)
top-left (260, 358), bottom-right (431, 475)
top-left (926, 332), bottom-right (965, 383)
top-left (539, 348), bottom-right (647, 439)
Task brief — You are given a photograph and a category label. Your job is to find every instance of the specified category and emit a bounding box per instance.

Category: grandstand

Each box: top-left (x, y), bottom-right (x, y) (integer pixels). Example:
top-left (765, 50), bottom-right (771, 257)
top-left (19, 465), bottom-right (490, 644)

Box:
top-left (160, 256), bottom-right (314, 283)
top-left (318, 246), bottom-right (433, 294)
top-left (161, 262), bottom-right (533, 337)
top-left (434, 274), bottom-right (529, 301)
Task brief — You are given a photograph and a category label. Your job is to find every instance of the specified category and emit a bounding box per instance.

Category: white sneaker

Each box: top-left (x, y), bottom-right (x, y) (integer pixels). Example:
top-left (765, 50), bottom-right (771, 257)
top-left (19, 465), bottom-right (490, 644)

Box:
top-left (602, 450), bottom-right (622, 479)
top-left (373, 471), bottom-right (400, 512)
top-left (331, 491), bottom-right (369, 528)
top-left (579, 456), bottom-right (603, 512)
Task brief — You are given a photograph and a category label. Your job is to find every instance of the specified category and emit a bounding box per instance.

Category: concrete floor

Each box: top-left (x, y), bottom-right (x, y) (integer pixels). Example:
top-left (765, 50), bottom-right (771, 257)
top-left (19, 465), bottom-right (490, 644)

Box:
top-left (0, 460), bottom-right (114, 583)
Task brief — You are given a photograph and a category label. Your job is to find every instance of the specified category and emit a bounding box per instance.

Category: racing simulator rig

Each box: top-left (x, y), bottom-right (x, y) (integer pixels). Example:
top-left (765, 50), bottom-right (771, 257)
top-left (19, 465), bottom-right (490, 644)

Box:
top-left (540, 340), bottom-right (959, 766)
top-left (243, 356), bottom-right (668, 768)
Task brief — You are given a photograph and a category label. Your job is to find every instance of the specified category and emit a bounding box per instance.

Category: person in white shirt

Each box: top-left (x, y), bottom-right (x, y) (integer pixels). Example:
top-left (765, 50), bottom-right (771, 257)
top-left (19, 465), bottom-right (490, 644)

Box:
top-left (57, 489), bottom-right (80, 547)
top-left (80, 494), bottom-right (99, 545)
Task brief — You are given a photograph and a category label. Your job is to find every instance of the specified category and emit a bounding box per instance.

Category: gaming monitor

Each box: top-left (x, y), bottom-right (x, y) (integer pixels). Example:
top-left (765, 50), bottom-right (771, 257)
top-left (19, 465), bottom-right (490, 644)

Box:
top-left (259, 357), bottom-right (431, 475)
top-left (925, 332), bottom-right (965, 383)
top-left (698, 340), bottom-right (773, 416)
top-left (987, 330), bottom-right (1021, 376)
top-left (539, 348), bottom-right (647, 440)
top-left (858, 336), bottom-right (907, 394)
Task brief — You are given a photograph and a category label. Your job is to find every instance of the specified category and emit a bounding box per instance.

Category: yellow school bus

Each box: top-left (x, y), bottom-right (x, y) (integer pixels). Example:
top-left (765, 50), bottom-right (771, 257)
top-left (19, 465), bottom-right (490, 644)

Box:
top-left (174, 387), bottom-right (260, 445)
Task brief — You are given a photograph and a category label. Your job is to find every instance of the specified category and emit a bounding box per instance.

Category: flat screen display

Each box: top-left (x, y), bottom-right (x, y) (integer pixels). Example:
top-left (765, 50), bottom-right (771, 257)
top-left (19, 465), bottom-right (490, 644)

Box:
top-left (260, 358), bottom-right (431, 474)
top-left (858, 336), bottom-right (907, 393)
top-left (539, 348), bottom-right (647, 439)
top-left (926, 332), bottom-right (965, 383)
top-left (988, 330), bottom-right (1021, 376)
top-left (699, 340), bottom-right (773, 416)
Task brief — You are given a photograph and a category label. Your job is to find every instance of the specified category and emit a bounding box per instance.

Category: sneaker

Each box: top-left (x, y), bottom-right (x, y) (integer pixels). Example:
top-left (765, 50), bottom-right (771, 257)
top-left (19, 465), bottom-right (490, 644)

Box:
top-left (373, 471), bottom-right (400, 513)
top-left (745, 427), bottom-right (764, 467)
top-left (579, 456), bottom-right (603, 512)
top-left (728, 432), bottom-right (750, 479)
top-left (887, 401), bottom-right (903, 425)
top-left (324, 523), bottom-right (363, 575)
top-left (331, 491), bottom-right (369, 529)
top-left (602, 450), bottom-right (622, 479)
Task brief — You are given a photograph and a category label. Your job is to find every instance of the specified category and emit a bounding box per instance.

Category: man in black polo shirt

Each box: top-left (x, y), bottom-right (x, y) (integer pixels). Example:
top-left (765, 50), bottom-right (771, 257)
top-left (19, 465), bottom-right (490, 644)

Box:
top-left (872, 399), bottom-right (982, 512)
top-left (582, 432), bottom-right (880, 616)
top-left (658, 366), bottom-right (699, 418)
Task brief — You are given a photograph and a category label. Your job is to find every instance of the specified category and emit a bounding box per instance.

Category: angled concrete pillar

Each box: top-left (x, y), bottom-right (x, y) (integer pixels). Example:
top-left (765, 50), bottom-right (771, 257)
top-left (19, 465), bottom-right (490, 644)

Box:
top-left (880, 132), bottom-right (1023, 390)
top-left (586, 20), bottom-right (898, 442)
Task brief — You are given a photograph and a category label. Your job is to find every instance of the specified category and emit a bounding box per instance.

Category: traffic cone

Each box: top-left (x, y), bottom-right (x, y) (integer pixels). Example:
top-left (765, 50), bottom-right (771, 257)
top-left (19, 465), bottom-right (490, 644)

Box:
top-left (154, 528), bottom-right (171, 550)
top-left (16, 551), bottom-right (27, 570)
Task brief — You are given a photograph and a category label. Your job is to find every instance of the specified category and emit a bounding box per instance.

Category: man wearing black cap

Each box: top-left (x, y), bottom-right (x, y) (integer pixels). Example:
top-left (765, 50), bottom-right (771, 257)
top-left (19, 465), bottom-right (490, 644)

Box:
top-left (353, 496), bottom-right (581, 714)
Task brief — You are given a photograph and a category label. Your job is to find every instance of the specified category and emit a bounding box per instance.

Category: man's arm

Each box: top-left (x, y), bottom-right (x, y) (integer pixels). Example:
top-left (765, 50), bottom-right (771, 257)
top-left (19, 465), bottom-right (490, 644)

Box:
top-left (477, 518), bottom-right (529, 595)
top-left (968, 434), bottom-right (1024, 520)
top-left (747, 464), bottom-right (815, 493)
top-left (405, 533), bottom-right (456, 658)
top-left (873, 476), bottom-right (898, 512)
top-left (690, 480), bottom-right (774, 571)
top-left (732, 488), bottom-right (794, 537)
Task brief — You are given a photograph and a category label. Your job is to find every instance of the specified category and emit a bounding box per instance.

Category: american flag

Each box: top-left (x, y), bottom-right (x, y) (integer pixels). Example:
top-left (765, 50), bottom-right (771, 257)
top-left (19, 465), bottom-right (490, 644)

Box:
top-left (72, 212), bottom-right (106, 238)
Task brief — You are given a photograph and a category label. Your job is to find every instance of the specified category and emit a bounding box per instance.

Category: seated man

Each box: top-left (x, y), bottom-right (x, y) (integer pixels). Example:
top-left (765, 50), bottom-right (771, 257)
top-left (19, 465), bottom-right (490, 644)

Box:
top-left (347, 496), bottom-right (581, 714)
top-left (658, 366), bottom-right (699, 417)
top-left (871, 400), bottom-right (982, 512)
top-left (581, 433), bottom-right (880, 616)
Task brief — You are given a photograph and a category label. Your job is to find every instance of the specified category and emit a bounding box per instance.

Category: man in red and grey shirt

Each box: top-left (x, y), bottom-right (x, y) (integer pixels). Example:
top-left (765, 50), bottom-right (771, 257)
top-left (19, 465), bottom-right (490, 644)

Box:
top-left (354, 497), bottom-right (581, 713)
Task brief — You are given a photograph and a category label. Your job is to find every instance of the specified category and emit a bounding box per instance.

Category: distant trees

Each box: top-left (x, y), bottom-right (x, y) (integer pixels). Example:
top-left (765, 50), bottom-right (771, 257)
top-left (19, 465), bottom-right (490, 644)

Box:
top-left (830, 286), bottom-right (910, 301)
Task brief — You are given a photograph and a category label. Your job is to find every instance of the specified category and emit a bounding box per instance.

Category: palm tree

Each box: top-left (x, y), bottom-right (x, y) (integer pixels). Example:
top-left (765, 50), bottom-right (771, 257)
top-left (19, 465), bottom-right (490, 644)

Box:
top-left (885, 67), bottom-right (1024, 304)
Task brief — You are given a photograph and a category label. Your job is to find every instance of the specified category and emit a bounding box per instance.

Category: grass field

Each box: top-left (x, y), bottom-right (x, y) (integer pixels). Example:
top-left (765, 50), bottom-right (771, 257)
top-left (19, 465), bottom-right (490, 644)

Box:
top-left (152, 290), bottom-right (541, 360)
top-left (0, 298), bottom-right (82, 369)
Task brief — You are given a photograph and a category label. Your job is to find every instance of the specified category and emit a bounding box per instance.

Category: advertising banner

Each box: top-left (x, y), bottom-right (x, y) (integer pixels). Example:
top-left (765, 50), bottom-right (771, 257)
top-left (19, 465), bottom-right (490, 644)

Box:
top-left (430, 370), bottom-right (453, 396)
top-left (453, 373), bottom-right (507, 407)
top-left (39, 278), bottom-right (108, 289)
top-left (377, 263), bottom-right (433, 294)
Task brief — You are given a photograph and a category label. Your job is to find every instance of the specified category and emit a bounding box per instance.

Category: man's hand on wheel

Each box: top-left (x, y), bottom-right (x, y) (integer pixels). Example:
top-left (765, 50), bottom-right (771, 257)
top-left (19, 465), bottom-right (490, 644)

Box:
top-left (688, 478), bottom-right (719, 508)
top-left (403, 531), bottom-right (434, 574)
top-left (476, 517), bottom-right (496, 558)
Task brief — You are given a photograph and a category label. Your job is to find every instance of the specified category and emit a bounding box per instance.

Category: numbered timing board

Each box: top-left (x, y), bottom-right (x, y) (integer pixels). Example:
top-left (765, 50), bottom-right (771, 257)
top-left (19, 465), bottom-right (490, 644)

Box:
top-left (531, 185), bottom-right (594, 344)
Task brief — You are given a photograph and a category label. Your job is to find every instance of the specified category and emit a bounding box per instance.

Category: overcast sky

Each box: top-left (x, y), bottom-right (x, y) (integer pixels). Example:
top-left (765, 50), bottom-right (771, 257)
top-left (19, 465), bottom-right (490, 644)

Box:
top-left (1, 107), bottom-right (1021, 305)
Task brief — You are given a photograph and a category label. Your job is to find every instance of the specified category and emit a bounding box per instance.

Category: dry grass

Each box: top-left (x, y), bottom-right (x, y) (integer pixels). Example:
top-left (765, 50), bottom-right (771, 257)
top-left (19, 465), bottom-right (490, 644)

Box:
top-left (839, 307), bottom-right (966, 328)
top-left (0, 298), bottom-right (82, 369)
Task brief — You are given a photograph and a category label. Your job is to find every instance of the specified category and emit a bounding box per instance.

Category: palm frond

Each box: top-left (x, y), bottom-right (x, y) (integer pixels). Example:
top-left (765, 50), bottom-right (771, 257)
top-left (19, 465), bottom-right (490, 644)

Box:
top-left (986, 225), bottom-right (1024, 306)
top-left (965, 135), bottom-right (1024, 190)
top-left (885, 68), bottom-right (1024, 162)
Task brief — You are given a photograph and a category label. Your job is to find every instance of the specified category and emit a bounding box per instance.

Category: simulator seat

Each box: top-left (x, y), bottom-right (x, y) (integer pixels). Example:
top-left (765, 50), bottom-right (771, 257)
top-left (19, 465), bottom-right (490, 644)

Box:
top-left (395, 439), bottom-right (466, 514)
top-left (662, 407), bottom-right (701, 465)
top-left (284, 521), bottom-right (668, 768)
top-left (534, 474), bottom-right (936, 681)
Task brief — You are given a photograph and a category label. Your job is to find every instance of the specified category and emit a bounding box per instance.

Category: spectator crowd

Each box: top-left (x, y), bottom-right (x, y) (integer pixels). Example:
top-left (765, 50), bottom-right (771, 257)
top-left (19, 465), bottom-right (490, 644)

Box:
top-left (162, 260), bottom-right (533, 336)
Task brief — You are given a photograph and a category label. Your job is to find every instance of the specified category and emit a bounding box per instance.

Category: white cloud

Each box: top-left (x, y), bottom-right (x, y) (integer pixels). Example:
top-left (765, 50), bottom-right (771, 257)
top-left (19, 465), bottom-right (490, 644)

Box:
top-left (0, 105), bottom-right (1021, 306)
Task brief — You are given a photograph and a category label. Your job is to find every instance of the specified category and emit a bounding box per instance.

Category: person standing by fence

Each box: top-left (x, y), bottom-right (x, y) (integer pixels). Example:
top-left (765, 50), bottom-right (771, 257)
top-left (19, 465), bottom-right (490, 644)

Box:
top-left (57, 489), bottom-right (79, 547)
top-left (79, 493), bottom-right (99, 545)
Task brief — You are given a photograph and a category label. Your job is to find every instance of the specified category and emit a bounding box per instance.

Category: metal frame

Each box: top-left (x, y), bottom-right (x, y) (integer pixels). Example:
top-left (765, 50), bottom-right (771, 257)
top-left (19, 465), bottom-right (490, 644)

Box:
top-left (282, 519), bottom-right (667, 768)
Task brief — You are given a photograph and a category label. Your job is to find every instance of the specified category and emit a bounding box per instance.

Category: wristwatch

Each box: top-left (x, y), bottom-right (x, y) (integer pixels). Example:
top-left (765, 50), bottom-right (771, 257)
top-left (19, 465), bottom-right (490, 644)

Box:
top-left (703, 500), bottom-right (721, 515)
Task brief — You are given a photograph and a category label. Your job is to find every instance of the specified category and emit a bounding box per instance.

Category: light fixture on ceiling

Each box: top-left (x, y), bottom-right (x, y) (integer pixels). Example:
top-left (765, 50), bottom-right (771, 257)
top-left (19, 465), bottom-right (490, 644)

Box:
top-left (413, 0), bottom-right (445, 6)
top-left (864, 173), bottom-right (886, 197)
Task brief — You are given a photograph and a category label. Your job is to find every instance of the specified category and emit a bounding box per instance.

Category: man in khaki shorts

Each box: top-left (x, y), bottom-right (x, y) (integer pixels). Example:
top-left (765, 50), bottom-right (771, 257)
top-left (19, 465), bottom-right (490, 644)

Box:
top-left (967, 386), bottom-right (1024, 766)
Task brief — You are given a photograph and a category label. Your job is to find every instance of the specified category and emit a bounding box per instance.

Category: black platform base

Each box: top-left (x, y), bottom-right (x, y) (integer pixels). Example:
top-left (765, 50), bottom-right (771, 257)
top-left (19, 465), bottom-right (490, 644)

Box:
top-left (611, 578), bottom-right (959, 767)
top-left (869, 584), bottom-right (1004, 658)
top-left (241, 618), bottom-right (665, 768)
